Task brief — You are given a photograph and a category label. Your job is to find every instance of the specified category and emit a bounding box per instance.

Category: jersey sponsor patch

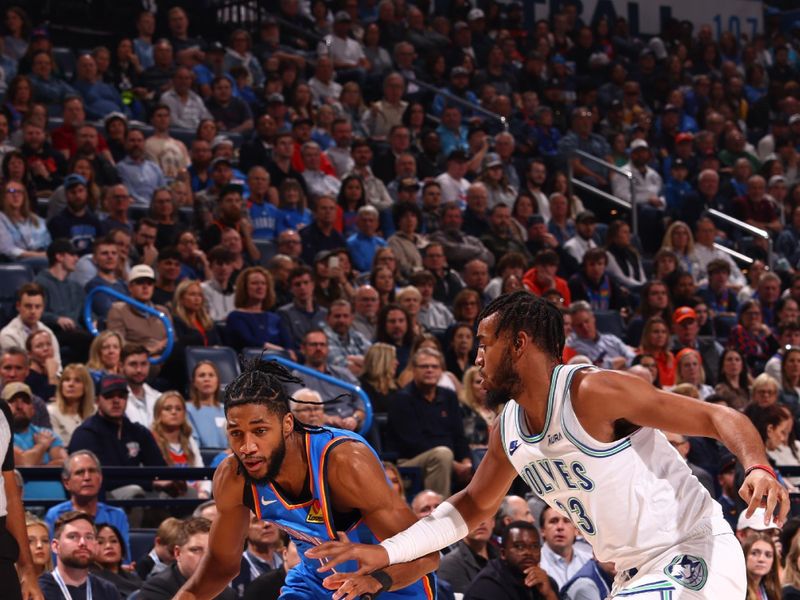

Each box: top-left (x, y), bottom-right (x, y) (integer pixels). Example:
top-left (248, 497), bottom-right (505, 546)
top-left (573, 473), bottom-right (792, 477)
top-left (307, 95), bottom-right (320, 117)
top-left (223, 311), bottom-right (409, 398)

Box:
top-left (663, 554), bottom-right (708, 591)
top-left (509, 440), bottom-right (521, 455)
top-left (307, 499), bottom-right (324, 524)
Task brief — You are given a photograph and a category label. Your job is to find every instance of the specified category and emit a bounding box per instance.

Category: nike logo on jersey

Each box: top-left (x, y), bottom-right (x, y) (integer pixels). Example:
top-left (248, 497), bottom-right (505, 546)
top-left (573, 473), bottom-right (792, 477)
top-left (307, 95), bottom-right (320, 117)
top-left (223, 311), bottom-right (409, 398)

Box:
top-left (261, 497), bottom-right (278, 507)
top-left (509, 440), bottom-right (521, 455)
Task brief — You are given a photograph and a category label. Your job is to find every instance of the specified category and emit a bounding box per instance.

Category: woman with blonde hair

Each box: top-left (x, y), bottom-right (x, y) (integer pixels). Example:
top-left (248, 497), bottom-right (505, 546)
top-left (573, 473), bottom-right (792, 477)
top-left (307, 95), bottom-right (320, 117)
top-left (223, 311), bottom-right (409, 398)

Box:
top-left (187, 361), bottom-right (227, 448)
top-left (151, 391), bottom-right (209, 497)
top-left (26, 514), bottom-right (52, 578)
top-left (25, 329), bottom-right (59, 401)
top-left (659, 220), bottom-right (702, 281)
top-left (673, 348), bottom-right (714, 399)
top-left (782, 531), bottom-right (800, 596)
top-left (226, 266), bottom-right (292, 352)
top-left (87, 330), bottom-right (124, 375)
top-left (743, 532), bottom-right (781, 600)
top-left (278, 178), bottom-right (312, 231)
top-left (172, 279), bottom-right (221, 347)
top-left (459, 366), bottom-right (499, 447)
top-left (48, 364), bottom-right (94, 446)
top-left (359, 343), bottom-right (398, 413)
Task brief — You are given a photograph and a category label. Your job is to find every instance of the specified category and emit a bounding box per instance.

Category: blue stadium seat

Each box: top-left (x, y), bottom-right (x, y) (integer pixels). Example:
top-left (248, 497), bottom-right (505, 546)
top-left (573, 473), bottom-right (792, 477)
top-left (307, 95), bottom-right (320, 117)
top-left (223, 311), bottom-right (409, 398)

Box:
top-left (200, 448), bottom-right (227, 466)
top-left (185, 346), bottom-right (241, 390)
top-left (254, 239), bottom-right (276, 266)
top-left (52, 47), bottom-right (76, 80)
top-left (594, 310), bottom-right (626, 339)
top-left (129, 529), bottom-right (156, 563)
top-left (712, 315), bottom-right (737, 344)
top-left (0, 264), bottom-right (33, 326)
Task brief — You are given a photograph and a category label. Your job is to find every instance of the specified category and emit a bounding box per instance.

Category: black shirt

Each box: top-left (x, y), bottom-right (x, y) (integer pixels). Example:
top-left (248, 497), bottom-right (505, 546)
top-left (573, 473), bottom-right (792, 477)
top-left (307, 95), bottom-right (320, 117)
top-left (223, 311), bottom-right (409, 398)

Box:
top-left (39, 572), bottom-right (121, 600)
top-left (386, 383), bottom-right (470, 462)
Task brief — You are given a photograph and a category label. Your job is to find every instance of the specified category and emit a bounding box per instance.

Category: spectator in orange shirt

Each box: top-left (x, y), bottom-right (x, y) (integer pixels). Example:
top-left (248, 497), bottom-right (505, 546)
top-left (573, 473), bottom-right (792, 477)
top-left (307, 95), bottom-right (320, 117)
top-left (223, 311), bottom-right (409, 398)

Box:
top-left (638, 316), bottom-right (676, 386)
top-left (522, 249), bottom-right (571, 306)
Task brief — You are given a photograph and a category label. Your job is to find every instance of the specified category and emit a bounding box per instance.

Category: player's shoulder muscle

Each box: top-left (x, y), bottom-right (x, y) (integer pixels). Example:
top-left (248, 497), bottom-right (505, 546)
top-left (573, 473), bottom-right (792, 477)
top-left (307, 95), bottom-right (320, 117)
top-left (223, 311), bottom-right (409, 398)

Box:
top-left (212, 455), bottom-right (246, 510)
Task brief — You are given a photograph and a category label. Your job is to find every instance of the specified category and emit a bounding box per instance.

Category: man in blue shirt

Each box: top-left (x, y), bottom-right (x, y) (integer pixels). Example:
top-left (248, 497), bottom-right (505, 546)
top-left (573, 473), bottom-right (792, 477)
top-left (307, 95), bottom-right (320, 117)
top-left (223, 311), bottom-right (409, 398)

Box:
top-left (46, 174), bottom-right (102, 256)
top-left (115, 128), bottom-right (167, 206)
top-left (44, 450), bottom-right (131, 561)
top-left (347, 205), bottom-right (387, 273)
top-left (5, 382), bottom-right (66, 500)
top-left (247, 166), bottom-right (281, 241)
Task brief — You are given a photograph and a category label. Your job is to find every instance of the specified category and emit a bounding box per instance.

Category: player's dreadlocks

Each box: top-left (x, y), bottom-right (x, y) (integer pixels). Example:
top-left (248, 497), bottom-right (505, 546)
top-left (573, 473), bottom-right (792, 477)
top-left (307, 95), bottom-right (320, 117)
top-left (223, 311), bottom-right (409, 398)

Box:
top-left (478, 290), bottom-right (565, 361)
top-left (224, 358), bottom-right (303, 417)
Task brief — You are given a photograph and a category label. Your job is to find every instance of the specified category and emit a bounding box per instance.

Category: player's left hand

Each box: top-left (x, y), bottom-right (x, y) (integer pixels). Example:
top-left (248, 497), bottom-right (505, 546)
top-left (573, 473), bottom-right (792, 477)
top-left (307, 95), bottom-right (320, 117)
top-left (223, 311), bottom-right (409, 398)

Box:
top-left (739, 467), bottom-right (790, 527)
top-left (321, 572), bottom-right (382, 600)
top-left (306, 532), bottom-right (390, 575)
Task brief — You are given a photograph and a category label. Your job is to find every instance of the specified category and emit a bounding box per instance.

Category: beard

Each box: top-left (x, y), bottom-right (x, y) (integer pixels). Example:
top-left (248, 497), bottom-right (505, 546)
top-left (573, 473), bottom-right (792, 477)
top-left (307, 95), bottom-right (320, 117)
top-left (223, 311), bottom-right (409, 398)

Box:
top-left (61, 554), bottom-right (91, 569)
top-left (485, 353), bottom-right (522, 409)
top-left (12, 415), bottom-right (30, 433)
top-left (264, 435), bottom-right (287, 482)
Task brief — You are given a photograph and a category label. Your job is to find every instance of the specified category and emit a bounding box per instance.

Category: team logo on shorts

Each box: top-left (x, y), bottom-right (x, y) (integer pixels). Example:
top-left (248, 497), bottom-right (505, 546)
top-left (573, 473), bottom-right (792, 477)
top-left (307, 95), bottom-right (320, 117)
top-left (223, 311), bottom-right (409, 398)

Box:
top-left (663, 554), bottom-right (708, 591)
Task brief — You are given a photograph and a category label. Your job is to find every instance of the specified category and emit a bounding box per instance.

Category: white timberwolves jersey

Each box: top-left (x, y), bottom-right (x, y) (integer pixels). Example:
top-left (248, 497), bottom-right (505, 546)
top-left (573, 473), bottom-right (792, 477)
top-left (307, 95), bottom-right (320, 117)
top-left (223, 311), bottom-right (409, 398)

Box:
top-left (500, 363), bottom-right (731, 572)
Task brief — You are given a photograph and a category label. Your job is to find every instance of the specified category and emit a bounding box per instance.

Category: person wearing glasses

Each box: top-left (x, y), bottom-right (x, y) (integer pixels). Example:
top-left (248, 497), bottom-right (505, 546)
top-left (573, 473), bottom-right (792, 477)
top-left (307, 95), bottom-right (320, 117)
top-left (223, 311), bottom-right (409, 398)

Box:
top-left (38, 511), bottom-right (120, 600)
top-left (106, 265), bottom-right (172, 359)
top-left (0, 180), bottom-right (50, 269)
top-left (44, 450), bottom-right (132, 562)
top-left (385, 347), bottom-right (472, 497)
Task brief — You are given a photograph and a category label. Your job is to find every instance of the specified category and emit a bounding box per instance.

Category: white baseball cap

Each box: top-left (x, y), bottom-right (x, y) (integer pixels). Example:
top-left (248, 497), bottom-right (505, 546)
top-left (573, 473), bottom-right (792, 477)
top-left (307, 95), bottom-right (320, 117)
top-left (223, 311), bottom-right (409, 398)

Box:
top-left (736, 507), bottom-right (779, 532)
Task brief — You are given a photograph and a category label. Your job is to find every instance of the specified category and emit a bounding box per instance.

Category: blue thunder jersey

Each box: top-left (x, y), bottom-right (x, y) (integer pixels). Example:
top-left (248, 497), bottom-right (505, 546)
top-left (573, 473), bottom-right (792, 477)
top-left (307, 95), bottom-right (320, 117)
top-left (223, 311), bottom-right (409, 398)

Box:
top-left (243, 426), bottom-right (436, 599)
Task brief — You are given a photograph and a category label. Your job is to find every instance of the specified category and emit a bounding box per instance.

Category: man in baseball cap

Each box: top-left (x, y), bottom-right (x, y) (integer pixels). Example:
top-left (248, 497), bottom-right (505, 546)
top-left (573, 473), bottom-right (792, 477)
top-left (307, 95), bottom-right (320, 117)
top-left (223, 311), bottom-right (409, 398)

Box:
top-left (106, 265), bottom-right (170, 358)
top-left (4, 381), bottom-right (67, 499)
top-left (670, 306), bottom-right (722, 384)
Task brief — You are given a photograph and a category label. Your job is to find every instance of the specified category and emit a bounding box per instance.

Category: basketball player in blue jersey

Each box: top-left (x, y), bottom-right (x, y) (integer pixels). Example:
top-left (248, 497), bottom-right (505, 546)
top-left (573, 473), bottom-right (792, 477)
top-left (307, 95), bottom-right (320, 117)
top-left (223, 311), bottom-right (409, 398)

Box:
top-left (309, 291), bottom-right (789, 599)
top-left (175, 361), bottom-right (438, 600)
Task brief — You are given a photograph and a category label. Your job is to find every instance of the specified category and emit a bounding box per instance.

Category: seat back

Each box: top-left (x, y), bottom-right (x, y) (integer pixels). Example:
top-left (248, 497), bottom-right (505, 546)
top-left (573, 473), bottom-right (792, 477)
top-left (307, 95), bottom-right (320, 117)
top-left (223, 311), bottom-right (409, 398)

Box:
top-left (0, 264), bottom-right (33, 326)
top-left (594, 310), bottom-right (626, 339)
top-left (129, 528), bottom-right (156, 563)
top-left (185, 346), bottom-right (241, 389)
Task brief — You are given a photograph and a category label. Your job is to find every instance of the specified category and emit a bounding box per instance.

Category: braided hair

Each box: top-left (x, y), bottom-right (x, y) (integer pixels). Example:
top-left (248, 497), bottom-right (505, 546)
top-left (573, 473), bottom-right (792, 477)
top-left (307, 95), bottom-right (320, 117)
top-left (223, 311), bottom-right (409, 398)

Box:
top-left (478, 290), bottom-right (565, 362)
top-left (224, 358), bottom-right (303, 417)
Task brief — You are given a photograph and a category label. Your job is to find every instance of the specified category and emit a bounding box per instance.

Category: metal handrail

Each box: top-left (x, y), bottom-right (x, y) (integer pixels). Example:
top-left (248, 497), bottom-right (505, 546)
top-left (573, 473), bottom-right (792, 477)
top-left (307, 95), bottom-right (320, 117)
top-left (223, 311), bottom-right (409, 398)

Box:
top-left (707, 208), bottom-right (771, 266)
top-left (573, 149), bottom-right (632, 178)
top-left (707, 209), bottom-right (769, 239)
top-left (713, 243), bottom-right (754, 265)
top-left (83, 286), bottom-right (175, 365)
top-left (406, 77), bottom-right (508, 128)
top-left (267, 355), bottom-right (374, 436)
top-left (570, 179), bottom-right (632, 211)
top-left (568, 150), bottom-right (638, 236)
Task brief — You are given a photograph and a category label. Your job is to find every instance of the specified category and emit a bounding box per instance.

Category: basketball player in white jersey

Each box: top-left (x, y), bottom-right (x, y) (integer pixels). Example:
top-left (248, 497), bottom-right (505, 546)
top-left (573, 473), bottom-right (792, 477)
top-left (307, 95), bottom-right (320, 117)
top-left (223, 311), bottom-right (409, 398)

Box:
top-left (308, 291), bottom-right (788, 599)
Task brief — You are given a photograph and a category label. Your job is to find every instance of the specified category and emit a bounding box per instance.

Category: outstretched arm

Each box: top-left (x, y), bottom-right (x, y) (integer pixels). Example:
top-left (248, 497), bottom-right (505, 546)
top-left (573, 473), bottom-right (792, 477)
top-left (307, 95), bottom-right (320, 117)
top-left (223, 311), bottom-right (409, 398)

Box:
top-left (573, 368), bottom-right (789, 525)
top-left (307, 420), bottom-right (517, 575)
top-left (176, 458), bottom-right (250, 599)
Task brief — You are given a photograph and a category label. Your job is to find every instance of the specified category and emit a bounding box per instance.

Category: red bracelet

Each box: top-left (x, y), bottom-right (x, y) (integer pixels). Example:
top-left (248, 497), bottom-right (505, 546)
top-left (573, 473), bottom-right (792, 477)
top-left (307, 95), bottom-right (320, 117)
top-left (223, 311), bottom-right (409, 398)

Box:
top-left (745, 464), bottom-right (777, 480)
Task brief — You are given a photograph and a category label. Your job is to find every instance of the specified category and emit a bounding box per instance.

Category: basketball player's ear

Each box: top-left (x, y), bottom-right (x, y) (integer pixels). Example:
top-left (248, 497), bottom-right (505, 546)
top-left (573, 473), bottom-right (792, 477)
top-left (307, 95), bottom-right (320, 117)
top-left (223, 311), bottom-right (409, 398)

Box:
top-left (283, 411), bottom-right (294, 437)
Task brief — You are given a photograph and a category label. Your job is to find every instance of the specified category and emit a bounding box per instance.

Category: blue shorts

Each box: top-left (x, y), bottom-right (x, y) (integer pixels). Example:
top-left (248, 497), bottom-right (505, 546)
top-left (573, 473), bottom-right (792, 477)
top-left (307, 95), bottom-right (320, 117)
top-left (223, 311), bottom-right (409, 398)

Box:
top-left (280, 563), bottom-right (436, 599)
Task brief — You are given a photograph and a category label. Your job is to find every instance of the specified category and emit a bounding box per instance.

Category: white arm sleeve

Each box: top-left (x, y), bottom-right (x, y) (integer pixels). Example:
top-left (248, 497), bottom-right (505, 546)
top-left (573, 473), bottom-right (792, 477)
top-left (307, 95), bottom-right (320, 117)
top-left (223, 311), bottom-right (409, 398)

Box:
top-left (379, 501), bottom-right (469, 564)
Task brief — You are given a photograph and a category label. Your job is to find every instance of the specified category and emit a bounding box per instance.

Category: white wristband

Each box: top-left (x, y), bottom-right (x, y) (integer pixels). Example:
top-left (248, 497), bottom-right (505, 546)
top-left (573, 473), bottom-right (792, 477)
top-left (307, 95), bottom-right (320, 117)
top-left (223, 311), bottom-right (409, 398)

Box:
top-left (380, 501), bottom-right (469, 564)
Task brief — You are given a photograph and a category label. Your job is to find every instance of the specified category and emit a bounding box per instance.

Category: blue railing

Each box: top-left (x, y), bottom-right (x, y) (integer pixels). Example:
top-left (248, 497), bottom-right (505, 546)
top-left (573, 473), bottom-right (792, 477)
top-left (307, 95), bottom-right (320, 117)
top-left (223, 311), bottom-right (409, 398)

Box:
top-left (83, 286), bottom-right (175, 365)
top-left (266, 355), bottom-right (374, 436)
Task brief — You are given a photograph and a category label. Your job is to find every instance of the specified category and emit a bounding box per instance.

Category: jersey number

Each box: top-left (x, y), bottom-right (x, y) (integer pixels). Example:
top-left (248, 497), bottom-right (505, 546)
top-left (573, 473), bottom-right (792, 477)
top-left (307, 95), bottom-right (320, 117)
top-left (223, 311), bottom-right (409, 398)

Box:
top-left (556, 497), bottom-right (596, 536)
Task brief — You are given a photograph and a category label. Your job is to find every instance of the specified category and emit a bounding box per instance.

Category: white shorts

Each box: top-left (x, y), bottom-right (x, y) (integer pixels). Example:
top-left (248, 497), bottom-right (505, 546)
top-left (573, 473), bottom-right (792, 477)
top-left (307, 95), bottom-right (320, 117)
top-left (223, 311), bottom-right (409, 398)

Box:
top-left (611, 529), bottom-right (746, 599)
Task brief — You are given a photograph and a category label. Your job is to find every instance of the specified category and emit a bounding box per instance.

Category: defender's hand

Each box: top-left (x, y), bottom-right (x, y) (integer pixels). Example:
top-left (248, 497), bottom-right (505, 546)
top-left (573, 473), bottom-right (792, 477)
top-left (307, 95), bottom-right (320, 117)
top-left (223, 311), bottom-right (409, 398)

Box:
top-left (739, 468), bottom-right (790, 527)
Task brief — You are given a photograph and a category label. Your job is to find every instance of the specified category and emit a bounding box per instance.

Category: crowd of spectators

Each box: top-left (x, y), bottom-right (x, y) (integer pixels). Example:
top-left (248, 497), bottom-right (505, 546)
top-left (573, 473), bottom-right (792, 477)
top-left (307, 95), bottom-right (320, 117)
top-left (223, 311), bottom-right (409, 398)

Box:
top-left (2, 0), bottom-right (800, 598)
